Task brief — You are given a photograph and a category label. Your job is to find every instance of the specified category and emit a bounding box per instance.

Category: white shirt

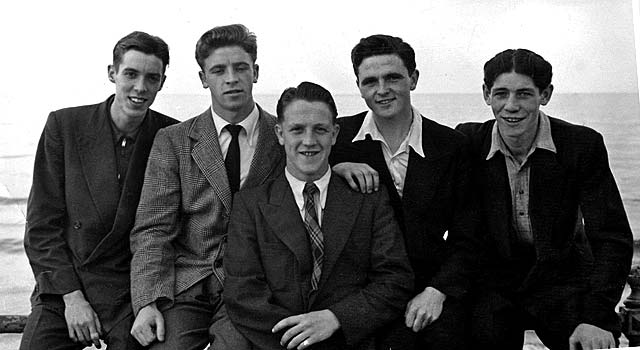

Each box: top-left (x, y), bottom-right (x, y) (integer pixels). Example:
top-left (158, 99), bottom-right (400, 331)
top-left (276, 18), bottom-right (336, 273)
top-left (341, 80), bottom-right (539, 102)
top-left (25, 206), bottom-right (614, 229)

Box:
top-left (211, 105), bottom-right (260, 188)
top-left (285, 167), bottom-right (331, 226)
top-left (352, 106), bottom-right (425, 197)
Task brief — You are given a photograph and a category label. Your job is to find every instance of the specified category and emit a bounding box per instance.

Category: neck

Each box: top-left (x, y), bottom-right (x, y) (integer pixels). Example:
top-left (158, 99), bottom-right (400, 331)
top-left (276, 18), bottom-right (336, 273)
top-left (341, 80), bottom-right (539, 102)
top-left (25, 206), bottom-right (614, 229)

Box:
top-left (499, 127), bottom-right (537, 163)
top-left (373, 109), bottom-right (413, 153)
top-left (110, 107), bottom-right (145, 135)
top-left (212, 100), bottom-right (255, 124)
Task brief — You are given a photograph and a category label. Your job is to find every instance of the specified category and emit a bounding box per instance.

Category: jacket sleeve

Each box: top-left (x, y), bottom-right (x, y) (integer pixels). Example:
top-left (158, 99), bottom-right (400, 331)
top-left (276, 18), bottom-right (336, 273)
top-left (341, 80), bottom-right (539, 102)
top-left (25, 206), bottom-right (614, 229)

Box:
top-left (223, 193), bottom-right (295, 350)
top-left (129, 128), bottom-right (181, 314)
top-left (24, 112), bottom-right (83, 295)
top-left (578, 132), bottom-right (633, 331)
top-left (327, 188), bottom-right (414, 346)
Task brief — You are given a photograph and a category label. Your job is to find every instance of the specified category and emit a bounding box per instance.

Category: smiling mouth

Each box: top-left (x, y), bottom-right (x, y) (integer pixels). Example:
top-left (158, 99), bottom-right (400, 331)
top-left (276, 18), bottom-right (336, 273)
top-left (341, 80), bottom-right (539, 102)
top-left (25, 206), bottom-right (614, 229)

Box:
top-left (502, 116), bottom-right (525, 123)
top-left (376, 98), bottom-right (395, 105)
top-left (129, 96), bottom-right (147, 104)
top-left (300, 151), bottom-right (319, 157)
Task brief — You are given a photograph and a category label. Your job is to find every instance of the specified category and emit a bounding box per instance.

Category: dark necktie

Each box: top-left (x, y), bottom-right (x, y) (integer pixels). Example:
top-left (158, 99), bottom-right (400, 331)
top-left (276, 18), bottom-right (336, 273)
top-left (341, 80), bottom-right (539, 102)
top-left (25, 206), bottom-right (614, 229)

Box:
top-left (303, 182), bottom-right (324, 291)
top-left (224, 124), bottom-right (242, 193)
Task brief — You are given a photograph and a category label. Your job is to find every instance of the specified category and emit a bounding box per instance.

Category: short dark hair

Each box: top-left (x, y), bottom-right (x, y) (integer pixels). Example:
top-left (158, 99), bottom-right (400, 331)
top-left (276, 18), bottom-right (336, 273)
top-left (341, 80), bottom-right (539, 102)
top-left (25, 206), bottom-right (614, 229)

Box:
top-left (195, 24), bottom-right (257, 70)
top-left (483, 48), bottom-right (553, 91)
top-left (351, 34), bottom-right (416, 78)
top-left (113, 31), bottom-right (169, 71)
top-left (276, 82), bottom-right (338, 124)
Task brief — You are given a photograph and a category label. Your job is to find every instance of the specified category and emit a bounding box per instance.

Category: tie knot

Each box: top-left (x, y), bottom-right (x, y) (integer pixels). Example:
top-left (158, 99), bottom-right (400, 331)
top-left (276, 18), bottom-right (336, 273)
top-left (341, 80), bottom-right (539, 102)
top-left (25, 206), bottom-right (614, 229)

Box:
top-left (225, 124), bottom-right (242, 137)
top-left (304, 182), bottom-right (319, 196)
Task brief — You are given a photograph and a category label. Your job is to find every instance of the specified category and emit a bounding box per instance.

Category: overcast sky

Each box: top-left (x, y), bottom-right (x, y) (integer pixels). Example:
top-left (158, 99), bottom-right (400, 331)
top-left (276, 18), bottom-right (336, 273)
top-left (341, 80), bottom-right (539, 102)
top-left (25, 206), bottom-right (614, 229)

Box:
top-left (0, 0), bottom-right (637, 114)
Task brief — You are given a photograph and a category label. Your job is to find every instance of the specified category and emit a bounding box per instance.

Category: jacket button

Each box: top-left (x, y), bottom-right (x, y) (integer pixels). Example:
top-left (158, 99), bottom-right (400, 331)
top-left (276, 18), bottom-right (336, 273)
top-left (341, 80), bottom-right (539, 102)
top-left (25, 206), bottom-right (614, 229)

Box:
top-left (73, 221), bottom-right (82, 229)
top-left (214, 259), bottom-right (222, 268)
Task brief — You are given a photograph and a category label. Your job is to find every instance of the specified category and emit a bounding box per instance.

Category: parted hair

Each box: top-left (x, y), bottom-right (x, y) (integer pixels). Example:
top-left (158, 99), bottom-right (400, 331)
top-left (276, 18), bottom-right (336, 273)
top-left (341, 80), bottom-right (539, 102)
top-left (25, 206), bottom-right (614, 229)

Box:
top-left (195, 24), bottom-right (257, 69)
top-left (113, 31), bottom-right (170, 71)
top-left (351, 34), bottom-right (416, 78)
top-left (484, 48), bottom-right (553, 91)
top-left (276, 82), bottom-right (338, 123)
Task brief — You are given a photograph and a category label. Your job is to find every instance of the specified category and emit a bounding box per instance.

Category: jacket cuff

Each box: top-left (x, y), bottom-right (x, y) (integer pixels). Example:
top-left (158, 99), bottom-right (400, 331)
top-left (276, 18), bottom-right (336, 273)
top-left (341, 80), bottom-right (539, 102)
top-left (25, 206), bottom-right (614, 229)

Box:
top-left (35, 269), bottom-right (82, 296)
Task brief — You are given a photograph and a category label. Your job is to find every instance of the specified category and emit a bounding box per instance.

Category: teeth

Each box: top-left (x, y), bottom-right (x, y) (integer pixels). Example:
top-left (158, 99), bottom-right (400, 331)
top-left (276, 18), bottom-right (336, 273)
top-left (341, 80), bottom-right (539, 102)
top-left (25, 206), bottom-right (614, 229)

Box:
top-left (130, 97), bottom-right (145, 103)
top-left (504, 117), bottom-right (521, 122)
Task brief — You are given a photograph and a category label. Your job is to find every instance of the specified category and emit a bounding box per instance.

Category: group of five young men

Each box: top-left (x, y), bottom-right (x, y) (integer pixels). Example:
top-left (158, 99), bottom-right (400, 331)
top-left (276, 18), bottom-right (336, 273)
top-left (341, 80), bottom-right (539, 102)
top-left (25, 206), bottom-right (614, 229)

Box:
top-left (20, 24), bottom-right (632, 350)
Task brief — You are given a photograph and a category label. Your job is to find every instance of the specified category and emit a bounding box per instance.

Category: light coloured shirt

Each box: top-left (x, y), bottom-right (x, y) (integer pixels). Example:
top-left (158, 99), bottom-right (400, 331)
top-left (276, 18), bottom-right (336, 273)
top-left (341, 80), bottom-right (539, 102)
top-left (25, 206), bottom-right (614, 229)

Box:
top-left (285, 167), bottom-right (331, 227)
top-left (487, 111), bottom-right (556, 245)
top-left (211, 105), bottom-right (259, 188)
top-left (352, 106), bottom-right (425, 197)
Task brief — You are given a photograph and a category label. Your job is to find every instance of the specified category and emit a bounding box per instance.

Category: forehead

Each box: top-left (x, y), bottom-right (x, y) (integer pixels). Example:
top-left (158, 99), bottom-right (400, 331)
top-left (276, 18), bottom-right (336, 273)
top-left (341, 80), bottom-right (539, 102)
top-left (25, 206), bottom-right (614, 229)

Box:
top-left (202, 45), bottom-right (253, 69)
top-left (357, 54), bottom-right (408, 78)
top-left (118, 49), bottom-right (164, 73)
top-left (282, 100), bottom-right (333, 124)
top-left (491, 72), bottom-right (538, 91)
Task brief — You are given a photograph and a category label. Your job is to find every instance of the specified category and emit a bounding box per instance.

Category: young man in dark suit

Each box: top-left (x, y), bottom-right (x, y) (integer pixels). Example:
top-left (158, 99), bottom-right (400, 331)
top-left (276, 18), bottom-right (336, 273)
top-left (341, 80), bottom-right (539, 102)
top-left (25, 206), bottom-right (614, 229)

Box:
top-left (329, 34), bottom-right (477, 349)
top-left (456, 48), bottom-right (633, 350)
top-left (224, 81), bottom-right (414, 350)
top-left (129, 24), bottom-right (284, 349)
top-left (21, 31), bottom-right (178, 350)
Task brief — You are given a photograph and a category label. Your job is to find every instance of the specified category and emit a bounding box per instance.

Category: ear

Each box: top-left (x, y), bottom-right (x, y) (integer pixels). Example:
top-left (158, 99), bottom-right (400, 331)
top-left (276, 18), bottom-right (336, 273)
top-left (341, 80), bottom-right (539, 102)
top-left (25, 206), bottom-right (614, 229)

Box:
top-left (274, 123), bottom-right (284, 146)
top-left (159, 75), bottom-right (167, 91)
top-left (482, 84), bottom-right (491, 105)
top-left (539, 84), bottom-right (553, 106)
top-left (253, 64), bottom-right (259, 83)
top-left (108, 65), bottom-right (116, 83)
top-left (198, 71), bottom-right (208, 89)
top-left (409, 69), bottom-right (419, 91)
top-left (331, 123), bottom-right (340, 146)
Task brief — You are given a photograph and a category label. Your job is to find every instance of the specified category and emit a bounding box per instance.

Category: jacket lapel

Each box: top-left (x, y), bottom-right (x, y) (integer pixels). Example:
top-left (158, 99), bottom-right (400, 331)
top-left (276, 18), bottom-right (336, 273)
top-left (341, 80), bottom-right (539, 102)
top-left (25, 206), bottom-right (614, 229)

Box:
top-left (261, 175), bottom-right (313, 271)
top-left (190, 109), bottom-right (234, 214)
top-left (76, 98), bottom-right (119, 235)
top-left (83, 111), bottom-right (159, 264)
top-left (478, 127), bottom-right (514, 260)
top-left (529, 149), bottom-right (566, 258)
top-left (402, 123), bottom-right (444, 208)
top-left (244, 106), bottom-right (283, 189)
top-left (316, 176), bottom-right (358, 291)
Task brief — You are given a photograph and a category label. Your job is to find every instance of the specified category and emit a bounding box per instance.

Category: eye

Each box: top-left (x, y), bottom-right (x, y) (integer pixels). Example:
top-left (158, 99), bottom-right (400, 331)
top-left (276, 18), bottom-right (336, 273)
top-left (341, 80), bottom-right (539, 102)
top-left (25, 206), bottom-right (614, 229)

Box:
top-left (360, 78), bottom-right (376, 86)
top-left (492, 91), bottom-right (508, 98)
top-left (517, 91), bottom-right (533, 98)
top-left (289, 126), bottom-right (303, 134)
top-left (124, 71), bottom-right (137, 78)
top-left (387, 74), bottom-right (402, 82)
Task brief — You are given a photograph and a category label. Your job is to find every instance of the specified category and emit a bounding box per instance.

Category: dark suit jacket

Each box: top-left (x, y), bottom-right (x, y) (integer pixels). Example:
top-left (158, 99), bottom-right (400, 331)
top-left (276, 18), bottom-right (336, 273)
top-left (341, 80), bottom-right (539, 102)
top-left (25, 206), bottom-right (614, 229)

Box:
top-left (24, 95), bottom-right (178, 331)
top-left (223, 173), bottom-right (414, 350)
top-left (456, 117), bottom-right (633, 333)
top-left (130, 106), bottom-right (285, 314)
top-left (329, 112), bottom-right (476, 298)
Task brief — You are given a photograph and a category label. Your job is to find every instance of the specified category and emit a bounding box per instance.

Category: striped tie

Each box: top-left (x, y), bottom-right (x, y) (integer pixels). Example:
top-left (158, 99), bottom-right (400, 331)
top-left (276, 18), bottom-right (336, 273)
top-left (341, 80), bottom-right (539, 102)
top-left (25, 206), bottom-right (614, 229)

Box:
top-left (303, 182), bottom-right (324, 291)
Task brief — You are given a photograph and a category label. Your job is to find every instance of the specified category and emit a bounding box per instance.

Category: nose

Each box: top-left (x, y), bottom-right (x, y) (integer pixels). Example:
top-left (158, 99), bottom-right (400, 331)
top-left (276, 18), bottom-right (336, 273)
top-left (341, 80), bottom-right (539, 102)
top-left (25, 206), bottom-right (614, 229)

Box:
top-left (225, 68), bottom-right (238, 84)
top-left (376, 81), bottom-right (390, 95)
top-left (133, 77), bottom-right (147, 93)
top-left (504, 93), bottom-right (519, 112)
top-left (302, 130), bottom-right (316, 146)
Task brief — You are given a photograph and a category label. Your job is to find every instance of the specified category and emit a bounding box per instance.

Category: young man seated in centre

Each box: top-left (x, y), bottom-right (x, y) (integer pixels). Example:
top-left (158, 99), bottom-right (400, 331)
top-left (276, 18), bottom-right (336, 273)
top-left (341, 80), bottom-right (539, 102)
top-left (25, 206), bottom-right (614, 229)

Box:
top-left (223, 81), bottom-right (414, 350)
